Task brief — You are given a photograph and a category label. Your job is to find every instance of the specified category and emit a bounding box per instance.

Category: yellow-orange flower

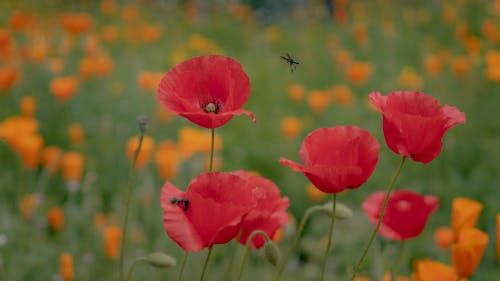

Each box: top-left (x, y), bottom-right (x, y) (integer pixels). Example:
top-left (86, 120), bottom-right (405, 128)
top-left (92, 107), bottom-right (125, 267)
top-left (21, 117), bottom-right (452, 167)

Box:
top-left (0, 66), bottom-right (19, 93)
top-left (60, 13), bottom-right (92, 35)
top-left (126, 135), bottom-right (155, 169)
top-left (50, 76), bottom-right (78, 101)
top-left (482, 20), bottom-right (497, 42)
top-left (272, 227), bottom-right (284, 243)
top-left (42, 146), bottom-right (62, 173)
top-left (412, 259), bottom-right (458, 281)
top-left (94, 213), bottom-right (107, 229)
top-left (61, 151), bottom-right (84, 181)
top-left (442, 5), bottom-right (456, 24)
top-left (69, 123), bottom-right (83, 145)
top-left (452, 56), bottom-right (469, 78)
top-left (434, 226), bottom-right (454, 250)
top-left (330, 84), bottom-right (353, 106)
top-left (48, 207), bottom-right (64, 231)
top-left (121, 4), bottom-right (139, 22)
top-left (20, 193), bottom-right (41, 220)
top-left (398, 66), bottom-right (423, 89)
top-left (178, 127), bottom-right (222, 159)
top-left (335, 49), bottom-right (352, 67)
top-left (104, 225), bottom-right (122, 260)
top-left (451, 197), bottom-right (483, 238)
top-left (9, 11), bottom-right (33, 31)
top-left (281, 116), bottom-right (303, 139)
top-left (288, 83), bottom-right (305, 102)
top-left (154, 140), bottom-right (180, 179)
top-left (78, 55), bottom-right (113, 78)
top-left (463, 36), bottom-right (481, 55)
top-left (451, 227), bottom-right (488, 278)
top-left (20, 96), bottom-right (36, 117)
top-left (353, 24), bottom-right (368, 45)
top-left (485, 50), bottom-right (500, 82)
top-left (0, 116), bottom-right (39, 151)
top-left (306, 184), bottom-right (325, 202)
top-left (346, 62), bottom-right (372, 85)
top-left (101, 25), bottom-right (119, 43)
top-left (140, 24), bottom-right (161, 43)
top-left (137, 71), bottom-right (163, 91)
top-left (307, 90), bottom-right (331, 113)
top-left (100, 0), bottom-right (117, 15)
top-left (60, 252), bottom-right (74, 281)
top-left (265, 26), bottom-right (281, 44)
top-left (170, 49), bottom-right (188, 66)
top-left (423, 54), bottom-right (443, 76)
top-left (17, 133), bottom-right (43, 169)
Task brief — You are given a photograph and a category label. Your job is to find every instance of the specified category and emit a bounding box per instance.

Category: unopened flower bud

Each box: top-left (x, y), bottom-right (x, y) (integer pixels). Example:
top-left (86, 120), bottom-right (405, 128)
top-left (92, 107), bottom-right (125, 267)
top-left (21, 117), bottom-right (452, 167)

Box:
top-left (142, 252), bottom-right (176, 268)
top-left (264, 241), bottom-right (281, 267)
top-left (321, 202), bottom-right (353, 220)
top-left (137, 115), bottom-right (149, 134)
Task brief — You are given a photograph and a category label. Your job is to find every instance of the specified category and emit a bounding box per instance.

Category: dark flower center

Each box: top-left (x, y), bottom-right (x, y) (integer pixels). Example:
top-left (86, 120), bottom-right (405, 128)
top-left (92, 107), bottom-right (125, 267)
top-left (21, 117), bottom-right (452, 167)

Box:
top-left (201, 100), bottom-right (223, 114)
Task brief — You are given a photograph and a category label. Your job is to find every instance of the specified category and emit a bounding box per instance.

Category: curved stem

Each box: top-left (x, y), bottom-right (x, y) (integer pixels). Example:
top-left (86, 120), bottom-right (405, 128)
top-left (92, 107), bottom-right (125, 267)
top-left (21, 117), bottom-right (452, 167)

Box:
top-left (350, 156), bottom-right (406, 281)
top-left (177, 252), bottom-right (188, 281)
top-left (224, 232), bottom-right (243, 281)
top-left (119, 132), bottom-right (145, 281)
top-left (199, 247), bottom-right (213, 281)
top-left (209, 128), bottom-right (215, 172)
top-left (126, 258), bottom-right (145, 281)
top-left (391, 240), bottom-right (406, 281)
top-left (237, 230), bottom-right (270, 281)
top-left (273, 205), bottom-right (324, 281)
top-left (319, 194), bottom-right (337, 281)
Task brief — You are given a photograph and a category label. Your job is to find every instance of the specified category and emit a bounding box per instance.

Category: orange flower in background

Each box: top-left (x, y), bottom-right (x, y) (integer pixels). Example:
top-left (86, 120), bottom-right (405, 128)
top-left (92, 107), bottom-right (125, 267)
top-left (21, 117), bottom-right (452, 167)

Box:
top-left (49, 58), bottom-right (65, 74)
top-left (412, 259), bottom-right (458, 281)
top-left (398, 66), bottom-right (423, 89)
top-left (288, 83), bottom-right (305, 102)
top-left (463, 36), bottom-right (481, 55)
top-left (20, 193), bottom-right (41, 220)
top-left (335, 49), bottom-right (352, 67)
top-left (452, 56), bottom-right (469, 78)
top-left (330, 84), bottom-right (353, 106)
top-left (265, 26), bottom-right (281, 44)
top-left (121, 4), bottom-right (139, 22)
top-left (306, 183), bottom-right (326, 202)
top-left (451, 227), bottom-right (489, 278)
top-left (104, 225), bottom-right (122, 260)
top-left (101, 25), bottom-right (119, 43)
top-left (482, 20), bottom-right (497, 42)
top-left (61, 151), bottom-right (84, 181)
top-left (434, 226), bottom-right (454, 250)
top-left (140, 24), bottom-right (161, 43)
top-left (307, 90), bottom-right (331, 113)
top-left (17, 134), bottom-right (43, 169)
top-left (78, 55), bottom-right (113, 78)
top-left (48, 207), bottom-right (64, 231)
top-left (60, 252), bottom-right (74, 281)
top-left (69, 123), bottom-right (84, 145)
top-left (20, 96), bottom-right (36, 117)
top-left (353, 24), bottom-right (368, 45)
top-left (154, 140), bottom-right (180, 179)
top-left (100, 0), bottom-right (117, 15)
top-left (83, 34), bottom-right (100, 57)
top-left (346, 62), bottom-right (372, 85)
top-left (0, 66), bottom-right (19, 93)
top-left (60, 13), bottom-right (92, 35)
top-left (424, 54), bottom-right (443, 76)
top-left (442, 5), bottom-right (456, 24)
top-left (485, 50), bottom-right (500, 82)
top-left (138, 71), bottom-right (163, 91)
top-left (170, 49), bottom-right (187, 66)
top-left (126, 135), bottom-right (155, 169)
top-left (0, 116), bottom-right (39, 150)
top-left (178, 127), bottom-right (222, 159)
top-left (94, 213), bottom-right (108, 229)
top-left (272, 227), bottom-right (284, 243)
top-left (451, 197), bottom-right (483, 237)
top-left (42, 146), bottom-right (62, 172)
top-left (281, 116), bottom-right (303, 139)
top-left (9, 11), bottom-right (33, 31)
top-left (50, 76), bottom-right (78, 101)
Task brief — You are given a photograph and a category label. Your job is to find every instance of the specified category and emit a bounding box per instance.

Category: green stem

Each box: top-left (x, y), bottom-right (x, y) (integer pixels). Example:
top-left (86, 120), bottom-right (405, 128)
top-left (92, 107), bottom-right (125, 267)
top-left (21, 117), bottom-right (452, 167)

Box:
top-left (237, 230), bottom-right (270, 281)
top-left (350, 156), bottom-right (406, 281)
top-left (199, 247), bottom-right (213, 281)
top-left (119, 132), bottom-right (146, 281)
top-left (209, 128), bottom-right (215, 172)
top-left (391, 240), bottom-right (406, 281)
top-left (177, 252), bottom-right (188, 281)
top-left (319, 194), bottom-right (337, 281)
top-left (126, 258), bottom-right (145, 281)
top-left (273, 205), bottom-right (324, 281)
top-left (223, 232), bottom-right (243, 281)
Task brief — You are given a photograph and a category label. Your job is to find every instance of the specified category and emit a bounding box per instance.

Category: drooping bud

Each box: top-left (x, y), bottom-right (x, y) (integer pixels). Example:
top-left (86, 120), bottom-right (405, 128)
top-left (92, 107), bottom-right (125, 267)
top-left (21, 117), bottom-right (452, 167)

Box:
top-left (137, 115), bottom-right (149, 135)
top-left (264, 241), bottom-right (281, 267)
top-left (321, 202), bottom-right (353, 220)
top-left (142, 252), bottom-right (177, 268)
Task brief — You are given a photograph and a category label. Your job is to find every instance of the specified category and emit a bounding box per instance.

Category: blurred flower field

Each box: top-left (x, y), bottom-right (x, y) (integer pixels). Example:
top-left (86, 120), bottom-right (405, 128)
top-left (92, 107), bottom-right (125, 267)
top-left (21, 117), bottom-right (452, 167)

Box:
top-left (0, 0), bottom-right (499, 280)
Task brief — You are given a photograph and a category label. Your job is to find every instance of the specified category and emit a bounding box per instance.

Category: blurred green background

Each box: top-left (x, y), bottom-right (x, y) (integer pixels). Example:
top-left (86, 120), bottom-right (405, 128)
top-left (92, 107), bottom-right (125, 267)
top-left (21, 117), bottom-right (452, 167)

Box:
top-left (0, 0), bottom-right (499, 280)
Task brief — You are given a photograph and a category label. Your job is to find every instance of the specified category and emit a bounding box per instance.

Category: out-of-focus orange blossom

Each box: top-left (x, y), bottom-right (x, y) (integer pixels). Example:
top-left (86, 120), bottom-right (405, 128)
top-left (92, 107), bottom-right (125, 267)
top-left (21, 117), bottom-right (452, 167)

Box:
top-left (288, 83), bottom-right (305, 102)
top-left (138, 71), bottom-right (163, 91)
top-left (104, 225), bottom-right (122, 260)
top-left (50, 76), bottom-right (78, 101)
top-left (61, 151), bottom-right (84, 182)
top-left (154, 140), bottom-right (180, 179)
top-left (346, 62), bottom-right (372, 85)
top-left (306, 184), bottom-right (326, 202)
top-left (60, 252), bottom-right (74, 281)
top-left (20, 96), bottom-right (36, 117)
top-left (307, 90), bottom-right (331, 113)
top-left (126, 135), bottom-right (155, 169)
top-left (330, 84), bottom-right (353, 106)
top-left (42, 146), bottom-right (62, 173)
top-left (48, 207), bottom-right (64, 231)
top-left (281, 116), bottom-right (303, 139)
top-left (69, 123), bottom-right (84, 145)
top-left (60, 13), bottom-right (93, 35)
top-left (20, 193), bottom-right (41, 220)
top-left (0, 66), bottom-right (19, 93)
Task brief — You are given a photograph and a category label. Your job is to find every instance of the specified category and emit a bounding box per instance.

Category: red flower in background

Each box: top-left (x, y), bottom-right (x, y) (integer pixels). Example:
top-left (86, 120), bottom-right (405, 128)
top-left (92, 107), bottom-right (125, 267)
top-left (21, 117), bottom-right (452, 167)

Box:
top-left (369, 91), bottom-right (466, 164)
top-left (235, 171), bottom-right (289, 249)
top-left (280, 126), bottom-right (379, 194)
top-left (160, 172), bottom-right (256, 252)
top-left (363, 190), bottom-right (439, 240)
top-left (157, 55), bottom-right (256, 129)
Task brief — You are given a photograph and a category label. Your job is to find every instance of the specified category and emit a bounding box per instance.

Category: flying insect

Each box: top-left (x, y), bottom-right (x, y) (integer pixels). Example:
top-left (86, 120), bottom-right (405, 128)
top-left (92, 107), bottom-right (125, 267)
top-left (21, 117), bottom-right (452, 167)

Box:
top-left (281, 53), bottom-right (300, 72)
top-left (170, 198), bottom-right (189, 212)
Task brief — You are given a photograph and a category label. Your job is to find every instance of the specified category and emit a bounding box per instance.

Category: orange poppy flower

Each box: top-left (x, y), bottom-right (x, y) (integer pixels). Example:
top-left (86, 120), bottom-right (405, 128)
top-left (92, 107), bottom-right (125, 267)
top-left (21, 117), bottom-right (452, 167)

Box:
top-left (451, 197), bottom-right (483, 238)
top-left (137, 71), bottom-right (163, 91)
top-left (69, 123), bottom-right (83, 145)
top-left (272, 227), bottom-right (284, 243)
top-left (9, 11), bottom-right (33, 31)
top-left (48, 207), bottom-right (64, 231)
top-left (463, 36), bottom-right (481, 55)
top-left (288, 83), bottom-right (305, 102)
top-left (126, 135), bottom-right (155, 169)
top-left (42, 146), bottom-right (62, 173)
top-left (434, 226), bottom-right (454, 250)
top-left (451, 227), bottom-right (488, 278)
top-left (482, 20), bottom-right (497, 42)
top-left (335, 49), bottom-right (352, 67)
top-left (353, 24), bottom-right (368, 45)
top-left (346, 62), bottom-right (372, 85)
top-left (20, 96), bottom-right (36, 117)
top-left (101, 25), bottom-right (119, 43)
top-left (60, 252), bottom-right (74, 281)
top-left (442, 5), bottom-right (456, 24)
top-left (423, 54), bottom-right (443, 76)
top-left (265, 26), bottom-right (281, 44)
top-left (306, 183), bottom-right (326, 202)
top-left (154, 140), bottom-right (180, 179)
top-left (452, 56), bottom-right (469, 78)
top-left (61, 152), bottom-right (84, 182)
top-left (398, 66), bottom-right (423, 89)
top-left (20, 193), bottom-right (41, 220)
top-left (60, 13), bottom-right (92, 35)
top-left (50, 76), bottom-right (78, 101)
top-left (140, 24), bottom-right (161, 43)
top-left (307, 90), bottom-right (331, 113)
top-left (100, 0), bottom-right (117, 15)
top-left (17, 133), bottom-right (43, 169)
top-left (104, 225), bottom-right (122, 260)
top-left (178, 127), bottom-right (222, 159)
top-left (121, 4), bottom-right (139, 22)
top-left (412, 259), bottom-right (458, 281)
top-left (330, 84), bottom-right (353, 106)
top-left (0, 66), bottom-right (19, 93)
top-left (281, 116), bottom-right (303, 139)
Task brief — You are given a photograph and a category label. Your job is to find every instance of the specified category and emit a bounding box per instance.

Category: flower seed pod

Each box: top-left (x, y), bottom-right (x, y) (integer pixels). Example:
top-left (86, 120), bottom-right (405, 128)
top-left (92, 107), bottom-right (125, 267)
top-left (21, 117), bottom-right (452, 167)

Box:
top-left (143, 252), bottom-right (176, 268)
top-left (321, 202), bottom-right (353, 220)
top-left (264, 241), bottom-right (281, 267)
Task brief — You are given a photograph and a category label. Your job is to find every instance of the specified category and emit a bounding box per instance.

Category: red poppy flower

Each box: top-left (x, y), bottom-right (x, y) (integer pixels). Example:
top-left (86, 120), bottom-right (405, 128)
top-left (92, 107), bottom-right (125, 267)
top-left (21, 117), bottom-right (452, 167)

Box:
top-left (369, 91), bottom-right (466, 164)
top-left (280, 126), bottom-right (379, 194)
top-left (157, 55), bottom-right (256, 129)
top-left (234, 171), bottom-right (289, 249)
top-left (160, 172), bottom-right (256, 252)
top-left (363, 190), bottom-right (439, 240)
